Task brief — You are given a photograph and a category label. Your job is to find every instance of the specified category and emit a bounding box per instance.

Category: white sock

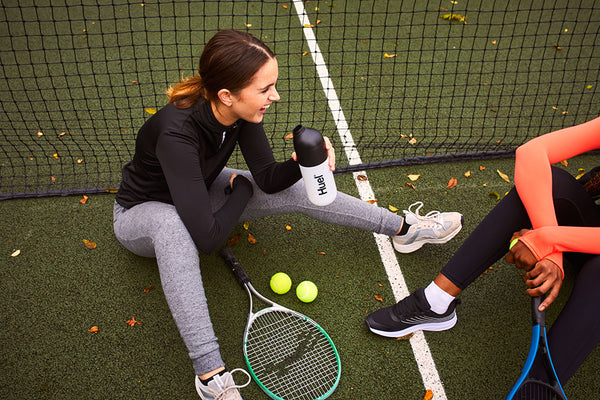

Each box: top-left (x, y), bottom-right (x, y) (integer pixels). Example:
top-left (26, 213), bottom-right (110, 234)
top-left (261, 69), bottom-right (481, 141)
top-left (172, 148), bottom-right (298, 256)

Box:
top-left (424, 282), bottom-right (455, 314)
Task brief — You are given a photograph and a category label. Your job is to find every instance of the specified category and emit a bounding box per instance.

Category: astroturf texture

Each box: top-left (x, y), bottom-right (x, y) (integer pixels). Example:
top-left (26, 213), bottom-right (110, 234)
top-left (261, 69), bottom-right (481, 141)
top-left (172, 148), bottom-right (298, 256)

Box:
top-left (2, 155), bottom-right (600, 399)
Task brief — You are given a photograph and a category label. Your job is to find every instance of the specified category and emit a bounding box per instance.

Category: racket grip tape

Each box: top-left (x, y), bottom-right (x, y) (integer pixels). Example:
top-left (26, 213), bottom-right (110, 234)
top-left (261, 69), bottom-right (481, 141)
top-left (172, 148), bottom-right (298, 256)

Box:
top-left (219, 246), bottom-right (251, 285)
top-left (531, 296), bottom-right (546, 327)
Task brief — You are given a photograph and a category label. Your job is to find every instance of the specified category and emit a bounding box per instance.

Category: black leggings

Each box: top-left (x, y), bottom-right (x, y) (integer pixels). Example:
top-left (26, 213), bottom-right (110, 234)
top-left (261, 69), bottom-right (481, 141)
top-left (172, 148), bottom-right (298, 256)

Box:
top-left (441, 167), bottom-right (600, 384)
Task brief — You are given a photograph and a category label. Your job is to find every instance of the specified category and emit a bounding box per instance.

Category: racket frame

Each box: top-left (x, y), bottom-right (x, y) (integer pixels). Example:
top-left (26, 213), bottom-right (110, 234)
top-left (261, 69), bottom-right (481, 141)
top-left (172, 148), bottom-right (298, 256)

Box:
top-left (505, 296), bottom-right (567, 399)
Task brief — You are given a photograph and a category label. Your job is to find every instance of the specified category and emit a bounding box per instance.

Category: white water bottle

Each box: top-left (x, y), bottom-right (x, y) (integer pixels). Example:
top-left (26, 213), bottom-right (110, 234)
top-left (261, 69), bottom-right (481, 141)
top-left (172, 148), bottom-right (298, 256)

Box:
top-left (293, 125), bottom-right (337, 206)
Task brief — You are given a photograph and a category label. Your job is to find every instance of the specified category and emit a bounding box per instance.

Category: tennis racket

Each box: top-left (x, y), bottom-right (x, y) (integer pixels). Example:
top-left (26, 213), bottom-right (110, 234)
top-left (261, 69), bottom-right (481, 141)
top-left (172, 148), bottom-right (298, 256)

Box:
top-left (219, 246), bottom-right (341, 400)
top-left (506, 296), bottom-right (567, 399)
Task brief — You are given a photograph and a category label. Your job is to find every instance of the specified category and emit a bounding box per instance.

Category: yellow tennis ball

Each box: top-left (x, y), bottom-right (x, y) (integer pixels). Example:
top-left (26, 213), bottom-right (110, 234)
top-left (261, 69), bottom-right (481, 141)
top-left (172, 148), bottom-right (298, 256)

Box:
top-left (270, 272), bottom-right (292, 295)
top-left (296, 280), bottom-right (318, 303)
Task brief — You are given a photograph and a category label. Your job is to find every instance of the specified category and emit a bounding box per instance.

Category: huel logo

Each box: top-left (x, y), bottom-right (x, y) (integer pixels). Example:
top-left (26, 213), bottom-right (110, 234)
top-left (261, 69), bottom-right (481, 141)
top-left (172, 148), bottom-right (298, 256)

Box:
top-left (314, 174), bottom-right (327, 195)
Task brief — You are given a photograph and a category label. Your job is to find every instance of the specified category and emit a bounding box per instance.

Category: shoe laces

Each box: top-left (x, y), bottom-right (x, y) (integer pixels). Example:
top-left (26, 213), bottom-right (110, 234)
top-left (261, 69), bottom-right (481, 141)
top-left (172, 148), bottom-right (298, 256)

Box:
top-left (405, 201), bottom-right (444, 226)
top-left (392, 291), bottom-right (425, 318)
top-left (215, 369), bottom-right (251, 400)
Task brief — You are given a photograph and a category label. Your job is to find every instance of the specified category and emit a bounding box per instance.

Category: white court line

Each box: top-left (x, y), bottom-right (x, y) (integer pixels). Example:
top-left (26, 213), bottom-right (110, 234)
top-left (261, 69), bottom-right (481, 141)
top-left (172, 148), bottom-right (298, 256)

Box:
top-left (292, 1), bottom-right (448, 398)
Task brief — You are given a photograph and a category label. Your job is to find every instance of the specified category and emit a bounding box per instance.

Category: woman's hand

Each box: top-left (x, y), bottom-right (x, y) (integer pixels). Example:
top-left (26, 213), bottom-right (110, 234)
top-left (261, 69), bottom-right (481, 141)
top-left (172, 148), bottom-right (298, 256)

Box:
top-left (523, 258), bottom-right (563, 311)
top-left (505, 229), bottom-right (563, 311)
top-left (505, 229), bottom-right (537, 271)
top-left (291, 136), bottom-right (336, 171)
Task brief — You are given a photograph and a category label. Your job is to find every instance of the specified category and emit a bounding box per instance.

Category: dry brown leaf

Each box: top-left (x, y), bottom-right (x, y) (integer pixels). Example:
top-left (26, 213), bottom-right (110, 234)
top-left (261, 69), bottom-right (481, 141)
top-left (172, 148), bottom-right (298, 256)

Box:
top-left (79, 195), bottom-right (89, 204)
top-left (227, 233), bottom-right (240, 247)
top-left (10, 249), bottom-right (21, 257)
top-left (464, 170), bottom-right (471, 178)
top-left (316, 251), bottom-right (326, 255)
top-left (424, 389), bottom-right (434, 400)
top-left (374, 294), bottom-right (383, 302)
top-left (365, 199), bottom-right (378, 204)
top-left (285, 224), bottom-right (292, 231)
top-left (560, 159), bottom-right (568, 167)
top-left (247, 233), bottom-right (257, 244)
top-left (479, 165), bottom-right (485, 171)
top-left (407, 174), bottom-right (421, 181)
top-left (143, 285), bottom-right (154, 293)
top-left (405, 182), bottom-right (416, 190)
top-left (284, 132), bottom-right (294, 140)
top-left (446, 177), bottom-right (458, 189)
top-left (356, 174), bottom-right (368, 181)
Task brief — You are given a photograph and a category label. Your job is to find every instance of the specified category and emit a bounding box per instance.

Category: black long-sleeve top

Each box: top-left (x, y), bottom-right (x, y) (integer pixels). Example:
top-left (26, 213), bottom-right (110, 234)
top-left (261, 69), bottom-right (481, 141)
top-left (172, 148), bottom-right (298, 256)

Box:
top-left (116, 98), bottom-right (301, 254)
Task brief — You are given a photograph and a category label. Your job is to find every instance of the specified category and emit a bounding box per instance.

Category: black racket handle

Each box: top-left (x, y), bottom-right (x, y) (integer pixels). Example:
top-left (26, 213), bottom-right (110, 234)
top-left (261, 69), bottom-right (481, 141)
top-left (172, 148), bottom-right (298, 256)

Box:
top-left (219, 246), bottom-right (251, 286)
top-left (531, 296), bottom-right (545, 328)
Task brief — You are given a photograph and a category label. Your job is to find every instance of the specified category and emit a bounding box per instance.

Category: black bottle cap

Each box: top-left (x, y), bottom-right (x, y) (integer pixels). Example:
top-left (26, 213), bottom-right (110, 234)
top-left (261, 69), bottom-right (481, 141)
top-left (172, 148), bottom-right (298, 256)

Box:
top-left (293, 125), bottom-right (328, 167)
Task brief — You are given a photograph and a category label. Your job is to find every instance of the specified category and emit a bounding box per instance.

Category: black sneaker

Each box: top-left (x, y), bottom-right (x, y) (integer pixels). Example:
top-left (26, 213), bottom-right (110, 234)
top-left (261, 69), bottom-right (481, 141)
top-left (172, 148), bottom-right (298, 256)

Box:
top-left (366, 287), bottom-right (459, 338)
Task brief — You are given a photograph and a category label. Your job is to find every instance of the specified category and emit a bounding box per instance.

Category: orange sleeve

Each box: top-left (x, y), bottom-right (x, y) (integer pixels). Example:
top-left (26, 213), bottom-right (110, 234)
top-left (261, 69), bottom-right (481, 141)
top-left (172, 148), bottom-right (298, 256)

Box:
top-left (519, 226), bottom-right (600, 260)
top-left (514, 116), bottom-right (600, 275)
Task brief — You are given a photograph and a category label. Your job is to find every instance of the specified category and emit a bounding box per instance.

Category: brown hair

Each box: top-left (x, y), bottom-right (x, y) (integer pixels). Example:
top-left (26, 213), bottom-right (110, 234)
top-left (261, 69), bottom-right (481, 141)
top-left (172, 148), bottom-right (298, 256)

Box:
top-left (167, 30), bottom-right (275, 109)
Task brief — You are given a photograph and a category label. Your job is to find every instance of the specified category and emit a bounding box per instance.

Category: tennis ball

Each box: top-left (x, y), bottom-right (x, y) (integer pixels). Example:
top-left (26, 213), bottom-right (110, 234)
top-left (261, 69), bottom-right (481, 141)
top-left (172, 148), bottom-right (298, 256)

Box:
top-left (270, 272), bottom-right (292, 295)
top-left (296, 280), bottom-right (318, 303)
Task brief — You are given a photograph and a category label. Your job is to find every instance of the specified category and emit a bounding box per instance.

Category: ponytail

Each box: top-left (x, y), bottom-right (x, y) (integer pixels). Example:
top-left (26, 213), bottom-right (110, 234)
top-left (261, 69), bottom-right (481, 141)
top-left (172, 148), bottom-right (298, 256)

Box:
top-left (166, 75), bottom-right (205, 109)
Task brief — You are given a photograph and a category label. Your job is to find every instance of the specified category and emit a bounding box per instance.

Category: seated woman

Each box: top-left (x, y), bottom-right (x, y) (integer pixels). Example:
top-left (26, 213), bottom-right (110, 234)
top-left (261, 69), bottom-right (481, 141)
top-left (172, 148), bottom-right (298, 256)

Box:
top-left (366, 116), bottom-right (600, 389)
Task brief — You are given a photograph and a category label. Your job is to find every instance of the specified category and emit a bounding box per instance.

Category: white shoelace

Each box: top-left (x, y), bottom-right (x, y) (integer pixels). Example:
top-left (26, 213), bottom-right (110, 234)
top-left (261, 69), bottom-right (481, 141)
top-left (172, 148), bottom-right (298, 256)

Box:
top-left (214, 369), bottom-right (251, 400)
top-left (405, 201), bottom-right (444, 225)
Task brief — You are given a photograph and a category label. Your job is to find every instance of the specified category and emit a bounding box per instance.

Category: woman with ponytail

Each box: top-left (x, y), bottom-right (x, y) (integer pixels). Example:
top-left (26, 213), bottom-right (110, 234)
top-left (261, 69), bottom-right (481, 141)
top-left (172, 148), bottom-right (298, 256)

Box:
top-left (113, 30), bottom-right (462, 399)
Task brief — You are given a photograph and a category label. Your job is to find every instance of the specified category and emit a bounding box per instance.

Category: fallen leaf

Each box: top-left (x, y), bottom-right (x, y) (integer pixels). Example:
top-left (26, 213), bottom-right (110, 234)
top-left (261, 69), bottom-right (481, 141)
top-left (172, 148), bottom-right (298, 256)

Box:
top-left (285, 224), bottom-right (292, 231)
top-left (284, 132), bottom-right (294, 140)
top-left (575, 168), bottom-right (586, 179)
top-left (496, 169), bottom-right (511, 183)
top-left (82, 239), bottom-right (97, 249)
top-left (10, 249), bottom-right (21, 257)
top-left (560, 160), bottom-right (568, 167)
top-left (374, 294), bottom-right (383, 302)
top-left (405, 182), bottom-right (416, 190)
top-left (105, 187), bottom-right (119, 194)
top-left (316, 251), bottom-right (326, 255)
top-left (440, 13), bottom-right (467, 24)
top-left (126, 317), bottom-right (141, 327)
top-left (88, 326), bottom-right (99, 333)
top-left (388, 205), bottom-right (399, 213)
top-left (424, 389), bottom-right (434, 400)
top-left (282, 4), bottom-right (288, 8)
top-left (243, 221), bottom-right (249, 230)
top-left (246, 23), bottom-right (253, 28)
top-left (143, 285), bottom-right (154, 293)
top-left (53, 153), bottom-right (59, 159)
top-left (356, 174), bottom-right (368, 181)
top-left (407, 174), bottom-right (420, 181)
top-left (145, 108), bottom-right (157, 115)
top-left (464, 170), bottom-right (471, 178)
top-left (396, 332), bottom-right (414, 341)
top-left (408, 137), bottom-right (417, 145)
top-left (79, 195), bottom-right (89, 204)
top-left (586, 85), bottom-right (593, 89)
top-left (365, 199), bottom-right (378, 204)
top-left (489, 191), bottom-right (500, 201)
top-left (36, 130), bottom-right (43, 137)
top-left (479, 165), bottom-right (485, 171)
top-left (383, 52), bottom-right (397, 58)
top-left (446, 177), bottom-right (458, 189)
top-left (227, 233), bottom-right (240, 246)
top-left (247, 233), bottom-right (256, 244)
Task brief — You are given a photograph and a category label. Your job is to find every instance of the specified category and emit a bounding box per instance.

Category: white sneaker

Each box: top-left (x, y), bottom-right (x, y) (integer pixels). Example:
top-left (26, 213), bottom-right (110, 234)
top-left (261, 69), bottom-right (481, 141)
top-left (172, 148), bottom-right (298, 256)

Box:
top-left (393, 201), bottom-right (463, 253)
top-left (195, 369), bottom-right (251, 400)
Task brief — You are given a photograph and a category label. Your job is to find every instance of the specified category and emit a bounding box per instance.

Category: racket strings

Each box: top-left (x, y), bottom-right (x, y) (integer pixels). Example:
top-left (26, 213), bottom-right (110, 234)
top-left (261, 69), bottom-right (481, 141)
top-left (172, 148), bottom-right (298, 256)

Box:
top-left (514, 380), bottom-right (563, 400)
top-left (246, 310), bottom-right (339, 400)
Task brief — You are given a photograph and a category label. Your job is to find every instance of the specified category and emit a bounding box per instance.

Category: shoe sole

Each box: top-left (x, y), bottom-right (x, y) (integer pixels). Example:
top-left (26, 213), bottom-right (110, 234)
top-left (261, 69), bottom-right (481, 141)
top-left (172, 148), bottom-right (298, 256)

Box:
top-left (393, 218), bottom-right (463, 254)
top-left (367, 314), bottom-right (457, 338)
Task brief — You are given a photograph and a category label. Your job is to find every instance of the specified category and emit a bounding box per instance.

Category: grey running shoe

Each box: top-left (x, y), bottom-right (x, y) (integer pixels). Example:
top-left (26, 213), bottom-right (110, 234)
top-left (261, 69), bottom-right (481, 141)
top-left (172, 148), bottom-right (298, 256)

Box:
top-left (195, 369), bottom-right (251, 400)
top-left (366, 287), bottom-right (459, 338)
top-left (393, 201), bottom-right (463, 253)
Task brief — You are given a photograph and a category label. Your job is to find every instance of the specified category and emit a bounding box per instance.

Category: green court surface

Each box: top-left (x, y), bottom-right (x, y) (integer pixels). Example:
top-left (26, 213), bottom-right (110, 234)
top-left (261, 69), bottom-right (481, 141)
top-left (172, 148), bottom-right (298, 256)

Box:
top-left (2, 154), bottom-right (600, 399)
